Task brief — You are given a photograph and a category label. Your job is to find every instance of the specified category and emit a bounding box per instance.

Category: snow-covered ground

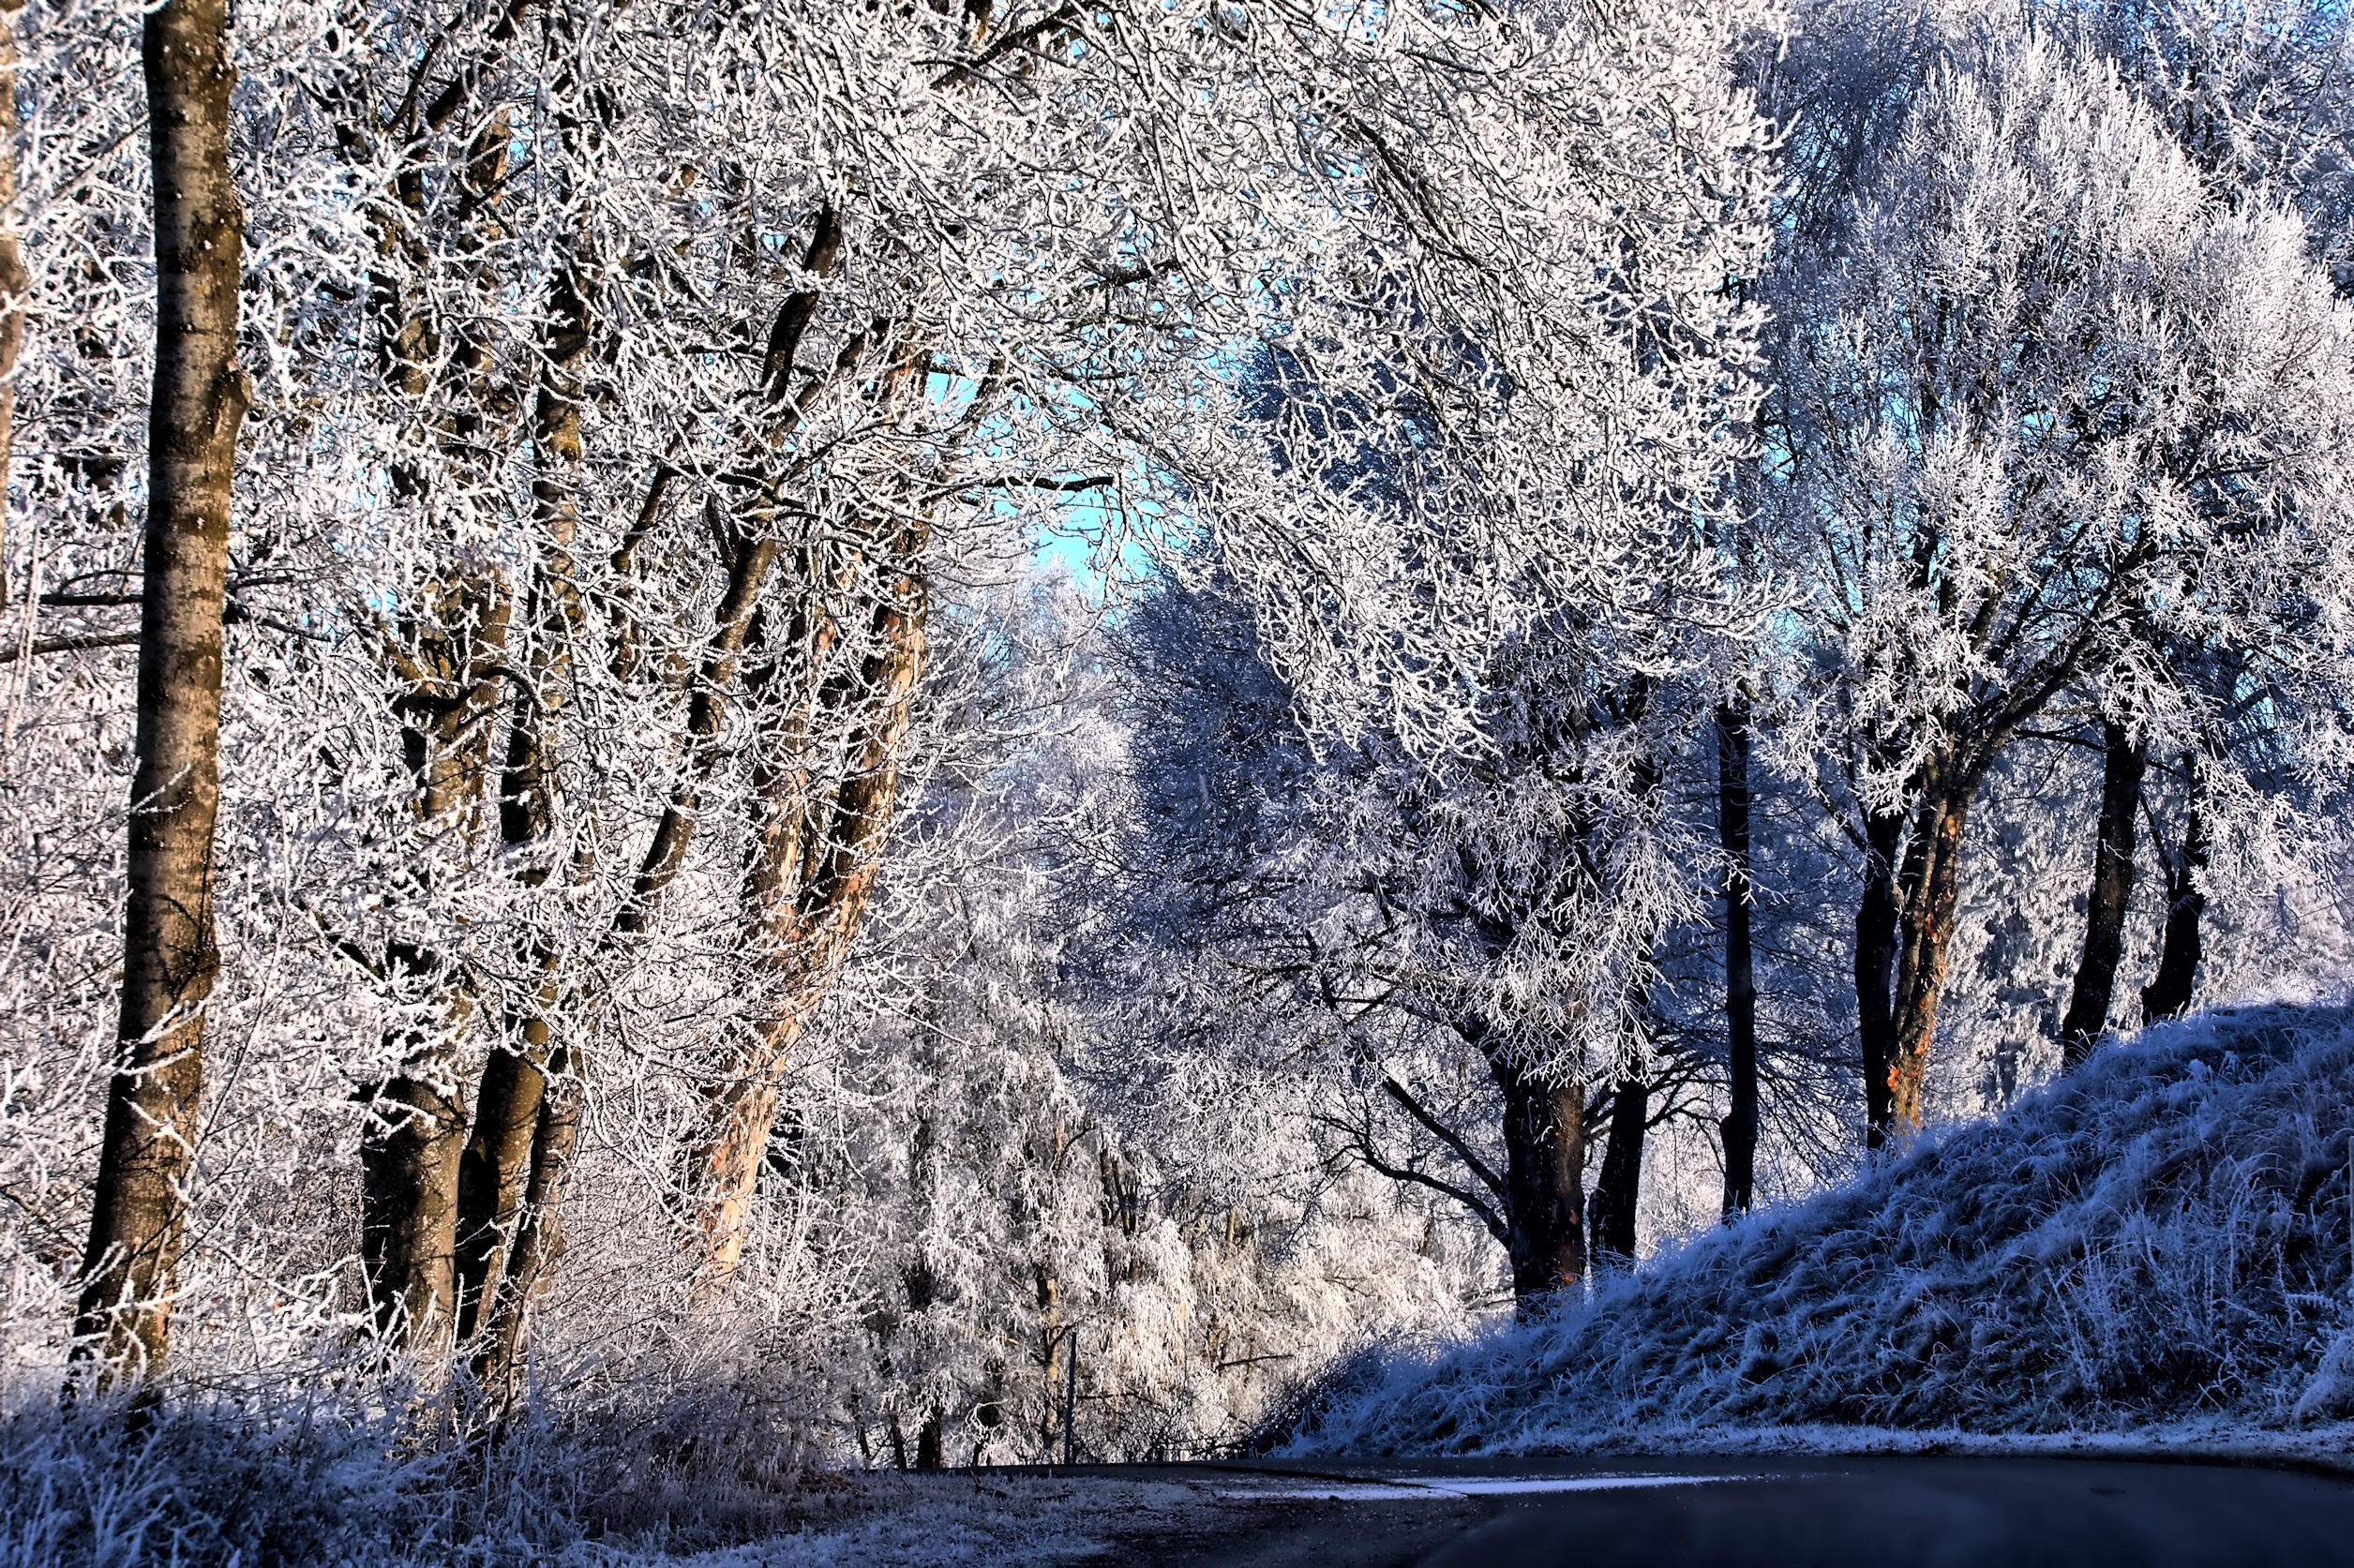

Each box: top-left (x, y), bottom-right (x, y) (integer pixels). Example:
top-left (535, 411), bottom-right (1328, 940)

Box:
top-left (1282, 1004), bottom-right (2354, 1456)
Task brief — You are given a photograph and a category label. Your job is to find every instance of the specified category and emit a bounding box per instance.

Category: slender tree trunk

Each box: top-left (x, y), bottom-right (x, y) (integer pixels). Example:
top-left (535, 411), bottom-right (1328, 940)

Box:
top-left (1854, 809), bottom-right (1903, 1151)
top-left (467, 325), bottom-right (785, 1385)
top-left (360, 589), bottom-right (508, 1349)
top-left (1717, 702), bottom-right (1757, 1215)
top-left (467, 422), bottom-right (778, 1384)
top-left (1489, 1045), bottom-right (1585, 1307)
top-left (0, 0), bottom-right (29, 602)
top-left (343, 18), bottom-right (526, 1353)
top-left (686, 533), bottom-right (927, 1283)
top-left (70, 0), bottom-right (248, 1387)
top-left (2060, 721), bottom-right (2145, 1070)
top-left (1888, 786), bottom-right (1972, 1140)
top-left (1588, 1067), bottom-right (1647, 1267)
top-left (358, 1000), bottom-right (471, 1345)
top-left (677, 249), bottom-right (918, 1281)
top-left (2141, 766), bottom-right (2208, 1025)
top-left (462, 248), bottom-right (594, 1396)
top-left (470, 1038), bottom-right (576, 1401)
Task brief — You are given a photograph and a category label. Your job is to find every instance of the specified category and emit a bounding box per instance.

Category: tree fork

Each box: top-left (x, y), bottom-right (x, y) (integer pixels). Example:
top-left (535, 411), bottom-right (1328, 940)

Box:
top-left (688, 544), bottom-right (928, 1281)
top-left (72, 0), bottom-right (249, 1386)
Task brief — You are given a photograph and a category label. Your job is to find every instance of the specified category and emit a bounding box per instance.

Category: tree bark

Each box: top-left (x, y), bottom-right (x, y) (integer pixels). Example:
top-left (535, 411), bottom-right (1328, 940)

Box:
top-left (359, 585), bottom-right (508, 1348)
top-left (452, 1032), bottom-right (542, 1345)
top-left (2141, 766), bottom-right (2207, 1025)
top-left (72, 0), bottom-right (248, 1386)
top-left (684, 531), bottom-right (927, 1284)
top-left (462, 245), bottom-right (596, 1396)
top-left (1488, 1043), bottom-right (1585, 1307)
top-left (1854, 808), bottom-right (1904, 1151)
top-left (1888, 786), bottom-right (1972, 1140)
top-left (469, 1039), bottom-right (577, 1401)
top-left (2060, 721), bottom-right (2145, 1070)
top-left (1717, 702), bottom-right (1757, 1215)
top-left (1588, 1067), bottom-right (1646, 1267)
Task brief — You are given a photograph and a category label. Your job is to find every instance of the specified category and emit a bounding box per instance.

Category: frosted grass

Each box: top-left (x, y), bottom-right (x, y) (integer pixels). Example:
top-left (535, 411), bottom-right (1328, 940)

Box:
top-left (1282, 1004), bottom-right (2354, 1455)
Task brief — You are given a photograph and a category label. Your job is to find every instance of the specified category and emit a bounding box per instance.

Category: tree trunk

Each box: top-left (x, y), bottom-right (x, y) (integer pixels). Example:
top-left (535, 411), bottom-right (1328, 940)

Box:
top-left (676, 246), bottom-right (917, 1283)
top-left (357, 1013), bottom-right (470, 1345)
top-left (2060, 721), bottom-right (2145, 1070)
top-left (0, 0), bottom-right (29, 601)
top-left (470, 1040), bottom-right (577, 1401)
top-left (71, 0), bottom-right (248, 1387)
top-left (360, 585), bottom-right (508, 1349)
top-left (1717, 702), bottom-right (1757, 1215)
top-left (452, 1038), bottom-right (540, 1345)
top-left (916, 1406), bottom-right (945, 1470)
top-left (461, 248), bottom-right (595, 1395)
top-left (1588, 1067), bottom-right (1647, 1267)
top-left (1888, 787), bottom-right (1972, 1140)
top-left (1490, 1047), bottom-right (1585, 1307)
top-left (685, 534), bottom-right (927, 1284)
top-left (2141, 766), bottom-right (2207, 1025)
top-left (342, 7), bottom-right (529, 1355)
top-left (1854, 808), bottom-right (1903, 1151)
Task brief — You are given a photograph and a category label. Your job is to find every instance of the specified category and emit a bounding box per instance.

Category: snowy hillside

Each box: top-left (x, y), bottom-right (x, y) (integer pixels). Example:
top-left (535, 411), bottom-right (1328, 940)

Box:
top-left (1284, 1005), bottom-right (2354, 1454)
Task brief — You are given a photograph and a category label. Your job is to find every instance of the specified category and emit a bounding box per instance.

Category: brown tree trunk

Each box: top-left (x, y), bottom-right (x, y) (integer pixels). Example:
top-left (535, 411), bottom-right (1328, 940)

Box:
top-left (675, 240), bottom-right (919, 1284)
top-left (2141, 766), bottom-right (2207, 1025)
top-left (466, 469), bottom-right (775, 1389)
top-left (2060, 721), bottom-right (2145, 1070)
top-left (685, 531), bottom-right (927, 1284)
top-left (462, 246), bottom-right (596, 1396)
top-left (1588, 1065), bottom-right (1647, 1268)
top-left (1854, 808), bottom-right (1904, 1151)
top-left (1888, 786), bottom-right (1972, 1140)
top-left (1717, 702), bottom-right (1757, 1215)
top-left (358, 1040), bottom-right (469, 1345)
top-left (1488, 1043), bottom-right (1585, 1307)
top-left (452, 1031), bottom-right (542, 1344)
top-left (341, 12), bottom-right (529, 1353)
top-left (71, 0), bottom-right (248, 1385)
top-left (360, 586), bottom-right (508, 1348)
top-left (469, 1039), bottom-right (577, 1401)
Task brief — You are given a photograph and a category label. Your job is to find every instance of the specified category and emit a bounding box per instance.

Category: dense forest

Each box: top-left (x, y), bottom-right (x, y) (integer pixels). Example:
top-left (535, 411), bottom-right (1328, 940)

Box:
top-left (4, 0), bottom-right (2354, 1548)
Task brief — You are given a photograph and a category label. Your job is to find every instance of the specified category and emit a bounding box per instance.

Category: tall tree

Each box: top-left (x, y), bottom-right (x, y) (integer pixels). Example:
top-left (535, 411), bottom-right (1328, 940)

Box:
top-left (1765, 34), bottom-right (2354, 1141)
top-left (72, 0), bottom-right (248, 1382)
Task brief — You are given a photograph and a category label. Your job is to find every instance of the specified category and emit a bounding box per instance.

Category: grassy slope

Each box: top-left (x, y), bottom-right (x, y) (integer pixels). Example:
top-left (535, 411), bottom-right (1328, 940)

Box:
top-left (1289, 1005), bottom-right (2354, 1455)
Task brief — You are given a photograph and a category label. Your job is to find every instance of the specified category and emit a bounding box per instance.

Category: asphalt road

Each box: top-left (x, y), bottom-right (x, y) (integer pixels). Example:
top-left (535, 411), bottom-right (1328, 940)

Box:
top-left (1079, 1455), bottom-right (2354, 1567)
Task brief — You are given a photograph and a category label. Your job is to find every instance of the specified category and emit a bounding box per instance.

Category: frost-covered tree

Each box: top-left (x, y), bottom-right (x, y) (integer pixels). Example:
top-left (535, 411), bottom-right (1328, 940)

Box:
top-left (0, 0), bottom-right (1789, 1428)
top-left (1762, 31), bottom-right (2354, 1142)
top-left (1102, 0), bottom-right (1774, 1300)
